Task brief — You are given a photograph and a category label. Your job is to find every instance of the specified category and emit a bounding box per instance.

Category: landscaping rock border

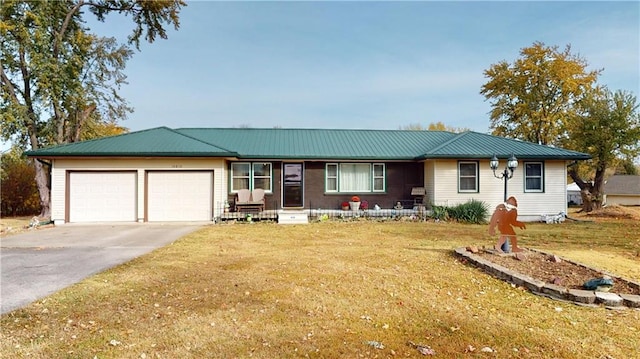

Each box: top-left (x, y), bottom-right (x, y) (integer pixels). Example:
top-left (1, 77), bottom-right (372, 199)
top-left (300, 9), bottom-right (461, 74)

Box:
top-left (454, 247), bottom-right (640, 309)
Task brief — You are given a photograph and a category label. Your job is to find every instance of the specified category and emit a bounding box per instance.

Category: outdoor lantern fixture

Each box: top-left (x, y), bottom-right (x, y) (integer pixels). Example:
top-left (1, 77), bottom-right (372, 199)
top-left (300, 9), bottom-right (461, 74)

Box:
top-left (490, 153), bottom-right (518, 202)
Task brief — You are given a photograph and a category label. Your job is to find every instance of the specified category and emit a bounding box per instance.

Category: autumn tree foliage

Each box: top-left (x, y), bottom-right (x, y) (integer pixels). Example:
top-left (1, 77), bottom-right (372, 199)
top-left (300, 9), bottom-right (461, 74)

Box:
top-left (401, 122), bottom-right (470, 133)
top-left (481, 42), bottom-right (639, 211)
top-left (480, 42), bottom-right (600, 145)
top-left (1, 0), bottom-right (185, 218)
top-left (1, 148), bottom-right (41, 216)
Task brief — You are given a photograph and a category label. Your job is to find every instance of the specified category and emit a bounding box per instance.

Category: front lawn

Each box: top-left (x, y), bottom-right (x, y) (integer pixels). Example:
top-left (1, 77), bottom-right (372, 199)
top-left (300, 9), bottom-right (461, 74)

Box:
top-left (1, 218), bottom-right (638, 358)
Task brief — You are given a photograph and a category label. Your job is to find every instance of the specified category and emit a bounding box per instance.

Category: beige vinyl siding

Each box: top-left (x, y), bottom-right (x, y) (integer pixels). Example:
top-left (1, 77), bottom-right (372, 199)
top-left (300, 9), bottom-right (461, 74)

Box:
top-left (52, 158), bottom-right (225, 224)
top-left (427, 159), bottom-right (568, 222)
top-left (50, 164), bottom-right (66, 223)
top-left (423, 160), bottom-right (435, 205)
top-left (519, 161), bottom-right (568, 220)
top-left (430, 160), bottom-right (497, 207)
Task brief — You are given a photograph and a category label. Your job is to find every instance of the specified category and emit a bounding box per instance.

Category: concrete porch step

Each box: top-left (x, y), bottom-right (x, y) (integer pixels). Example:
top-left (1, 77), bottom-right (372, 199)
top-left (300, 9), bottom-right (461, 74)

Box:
top-left (278, 210), bottom-right (309, 225)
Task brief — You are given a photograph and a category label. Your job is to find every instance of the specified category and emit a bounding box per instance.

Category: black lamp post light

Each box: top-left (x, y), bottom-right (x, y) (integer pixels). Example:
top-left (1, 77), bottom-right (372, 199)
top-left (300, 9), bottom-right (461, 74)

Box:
top-left (490, 154), bottom-right (518, 202)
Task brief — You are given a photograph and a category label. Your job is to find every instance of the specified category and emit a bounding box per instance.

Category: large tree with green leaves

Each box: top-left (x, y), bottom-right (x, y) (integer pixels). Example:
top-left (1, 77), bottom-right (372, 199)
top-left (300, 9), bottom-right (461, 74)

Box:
top-left (564, 88), bottom-right (640, 211)
top-left (1, 0), bottom-right (184, 218)
top-left (480, 42), bottom-right (600, 145)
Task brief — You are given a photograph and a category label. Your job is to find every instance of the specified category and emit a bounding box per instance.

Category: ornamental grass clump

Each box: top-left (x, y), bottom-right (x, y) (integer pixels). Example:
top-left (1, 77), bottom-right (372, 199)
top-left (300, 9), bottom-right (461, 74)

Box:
top-left (450, 199), bottom-right (489, 224)
top-left (431, 199), bottom-right (488, 224)
top-left (430, 204), bottom-right (449, 221)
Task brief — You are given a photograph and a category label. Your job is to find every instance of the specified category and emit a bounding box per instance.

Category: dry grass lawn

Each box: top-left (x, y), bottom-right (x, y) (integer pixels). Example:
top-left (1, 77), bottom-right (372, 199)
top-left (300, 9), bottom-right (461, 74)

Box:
top-left (0, 216), bottom-right (33, 236)
top-left (1, 216), bottom-right (639, 358)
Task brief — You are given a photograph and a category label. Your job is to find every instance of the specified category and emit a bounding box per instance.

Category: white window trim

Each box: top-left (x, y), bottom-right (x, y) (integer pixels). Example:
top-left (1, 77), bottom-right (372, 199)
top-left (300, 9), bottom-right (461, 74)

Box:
top-left (230, 162), bottom-right (250, 193)
top-left (373, 163), bottom-right (386, 192)
top-left (325, 163), bottom-right (386, 193)
top-left (252, 163), bottom-right (272, 192)
top-left (524, 161), bottom-right (544, 192)
top-left (230, 162), bottom-right (273, 193)
top-left (458, 161), bottom-right (479, 193)
top-left (326, 164), bottom-right (338, 193)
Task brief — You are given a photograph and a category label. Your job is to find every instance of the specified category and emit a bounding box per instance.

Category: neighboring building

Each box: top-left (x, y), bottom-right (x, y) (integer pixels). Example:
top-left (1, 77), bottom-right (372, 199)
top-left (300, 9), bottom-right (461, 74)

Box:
top-left (26, 127), bottom-right (591, 224)
top-left (604, 175), bottom-right (640, 206)
top-left (567, 182), bottom-right (583, 206)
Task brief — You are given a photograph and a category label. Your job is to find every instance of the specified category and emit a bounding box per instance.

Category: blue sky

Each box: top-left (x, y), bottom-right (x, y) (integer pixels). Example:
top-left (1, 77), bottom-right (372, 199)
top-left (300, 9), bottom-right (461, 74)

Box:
top-left (89, 1), bottom-right (639, 133)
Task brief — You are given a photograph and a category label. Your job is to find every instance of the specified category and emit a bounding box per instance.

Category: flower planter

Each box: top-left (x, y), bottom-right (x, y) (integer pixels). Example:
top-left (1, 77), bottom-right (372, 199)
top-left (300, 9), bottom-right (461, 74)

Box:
top-left (349, 201), bottom-right (361, 211)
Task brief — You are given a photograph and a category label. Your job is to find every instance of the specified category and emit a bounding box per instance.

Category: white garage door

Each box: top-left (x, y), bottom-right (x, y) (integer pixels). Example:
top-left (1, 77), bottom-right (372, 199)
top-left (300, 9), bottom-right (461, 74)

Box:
top-left (69, 172), bottom-right (137, 222)
top-left (147, 171), bottom-right (213, 221)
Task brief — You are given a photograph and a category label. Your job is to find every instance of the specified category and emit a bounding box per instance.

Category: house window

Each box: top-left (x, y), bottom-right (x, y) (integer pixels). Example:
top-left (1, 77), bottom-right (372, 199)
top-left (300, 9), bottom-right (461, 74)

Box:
top-left (326, 164), bottom-right (338, 192)
top-left (458, 161), bottom-right (478, 192)
top-left (231, 162), bottom-right (272, 192)
top-left (524, 162), bottom-right (544, 192)
top-left (325, 163), bottom-right (386, 193)
top-left (373, 164), bottom-right (385, 192)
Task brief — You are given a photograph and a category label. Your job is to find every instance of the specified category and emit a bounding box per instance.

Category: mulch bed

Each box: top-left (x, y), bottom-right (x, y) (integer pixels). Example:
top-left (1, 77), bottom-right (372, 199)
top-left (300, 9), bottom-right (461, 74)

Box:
top-left (473, 248), bottom-right (639, 295)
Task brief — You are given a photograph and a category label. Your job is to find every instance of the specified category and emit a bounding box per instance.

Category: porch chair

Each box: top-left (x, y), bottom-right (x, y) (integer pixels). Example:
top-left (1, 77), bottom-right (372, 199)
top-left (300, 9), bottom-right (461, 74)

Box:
top-left (234, 188), bottom-right (266, 212)
top-left (251, 188), bottom-right (266, 211)
top-left (234, 189), bottom-right (251, 211)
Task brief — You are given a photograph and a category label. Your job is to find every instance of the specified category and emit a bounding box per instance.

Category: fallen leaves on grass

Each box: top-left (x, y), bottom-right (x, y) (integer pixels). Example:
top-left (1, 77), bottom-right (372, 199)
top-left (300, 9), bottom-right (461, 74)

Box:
top-left (407, 341), bottom-right (436, 355)
top-left (2, 221), bottom-right (639, 358)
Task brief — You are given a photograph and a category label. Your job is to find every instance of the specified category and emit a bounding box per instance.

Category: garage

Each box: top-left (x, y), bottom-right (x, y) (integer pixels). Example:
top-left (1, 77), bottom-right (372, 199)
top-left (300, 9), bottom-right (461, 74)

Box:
top-left (68, 171), bottom-right (137, 222)
top-left (147, 171), bottom-right (214, 221)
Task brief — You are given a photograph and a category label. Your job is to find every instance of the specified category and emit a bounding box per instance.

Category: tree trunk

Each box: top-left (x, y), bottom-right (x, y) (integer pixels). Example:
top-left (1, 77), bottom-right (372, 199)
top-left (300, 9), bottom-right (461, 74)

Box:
top-left (569, 167), bottom-right (594, 212)
top-left (590, 167), bottom-right (606, 210)
top-left (26, 111), bottom-right (52, 219)
top-left (579, 187), bottom-right (594, 212)
top-left (66, 103), bottom-right (96, 142)
top-left (568, 165), bottom-right (606, 212)
top-left (33, 160), bottom-right (51, 219)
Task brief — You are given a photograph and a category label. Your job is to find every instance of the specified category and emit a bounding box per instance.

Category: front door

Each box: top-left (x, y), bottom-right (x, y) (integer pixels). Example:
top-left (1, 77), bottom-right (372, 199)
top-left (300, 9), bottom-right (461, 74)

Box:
top-left (282, 163), bottom-right (303, 208)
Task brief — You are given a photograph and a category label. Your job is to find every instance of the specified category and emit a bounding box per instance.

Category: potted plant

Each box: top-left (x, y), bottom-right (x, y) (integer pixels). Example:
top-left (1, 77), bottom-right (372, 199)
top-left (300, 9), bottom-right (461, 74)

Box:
top-left (341, 201), bottom-right (350, 211)
top-left (360, 200), bottom-right (369, 211)
top-left (349, 195), bottom-right (361, 211)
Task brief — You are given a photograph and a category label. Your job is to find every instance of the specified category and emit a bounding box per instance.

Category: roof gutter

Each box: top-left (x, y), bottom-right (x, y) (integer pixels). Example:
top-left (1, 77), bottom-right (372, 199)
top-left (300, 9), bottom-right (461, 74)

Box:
top-left (36, 157), bottom-right (52, 168)
top-left (415, 154), bottom-right (592, 161)
top-left (24, 151), bottom-right (240, 158)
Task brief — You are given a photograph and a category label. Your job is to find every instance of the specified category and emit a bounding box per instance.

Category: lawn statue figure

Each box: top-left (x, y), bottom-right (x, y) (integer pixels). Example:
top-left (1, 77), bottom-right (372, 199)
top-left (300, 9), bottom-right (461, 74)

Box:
top-left (488, 196), bottom-right (526, 253)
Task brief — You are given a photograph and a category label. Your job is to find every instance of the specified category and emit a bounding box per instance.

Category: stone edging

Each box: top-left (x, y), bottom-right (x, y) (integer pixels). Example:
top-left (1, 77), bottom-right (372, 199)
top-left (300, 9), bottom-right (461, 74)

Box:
top-left (454, 247), bottom-right (640, 309)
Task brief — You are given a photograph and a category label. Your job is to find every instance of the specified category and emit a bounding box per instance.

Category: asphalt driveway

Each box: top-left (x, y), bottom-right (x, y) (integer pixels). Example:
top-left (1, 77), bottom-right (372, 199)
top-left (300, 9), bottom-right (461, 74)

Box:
top-left (0, 223), bottom-right (203, 315)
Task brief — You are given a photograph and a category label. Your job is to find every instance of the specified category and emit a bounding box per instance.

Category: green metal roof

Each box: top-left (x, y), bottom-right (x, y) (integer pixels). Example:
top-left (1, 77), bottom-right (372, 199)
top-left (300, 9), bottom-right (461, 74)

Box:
top-left (25, 127), bottom-right (236, 157)
top-left (419, 131), bottom-right (591, 160)
top-left (176, 128), bottom-right (456, 160)
top-left (26, 127), bottom-right (591, 161)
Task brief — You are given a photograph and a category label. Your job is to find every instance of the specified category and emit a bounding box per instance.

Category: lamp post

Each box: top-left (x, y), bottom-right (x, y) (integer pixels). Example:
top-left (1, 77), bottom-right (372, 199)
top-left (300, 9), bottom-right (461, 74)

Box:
top-left (490, 154), bottom-right (518, 202)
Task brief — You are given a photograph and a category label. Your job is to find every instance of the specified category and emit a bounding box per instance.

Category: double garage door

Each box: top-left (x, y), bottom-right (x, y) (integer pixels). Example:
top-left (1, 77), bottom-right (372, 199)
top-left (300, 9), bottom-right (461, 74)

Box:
top-left (68, 171), bottom-right (213, 222)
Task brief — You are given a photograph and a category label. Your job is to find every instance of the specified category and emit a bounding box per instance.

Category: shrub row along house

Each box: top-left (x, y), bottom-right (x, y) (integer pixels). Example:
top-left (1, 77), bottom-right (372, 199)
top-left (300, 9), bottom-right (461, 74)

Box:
top-left (26, 127), bottom-right (590, 224)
